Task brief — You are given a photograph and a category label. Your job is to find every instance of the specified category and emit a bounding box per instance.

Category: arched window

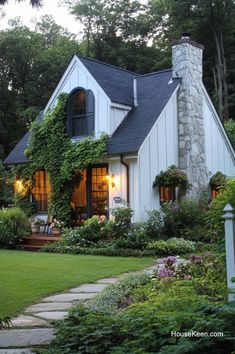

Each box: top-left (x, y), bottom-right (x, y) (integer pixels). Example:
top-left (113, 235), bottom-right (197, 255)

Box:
top-left (68, 88), bottom-right (95, 138)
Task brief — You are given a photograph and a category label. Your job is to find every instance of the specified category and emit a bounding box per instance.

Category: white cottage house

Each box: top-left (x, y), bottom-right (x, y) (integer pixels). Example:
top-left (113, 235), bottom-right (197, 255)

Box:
top-left (5, 35), bottom-right (235, 222)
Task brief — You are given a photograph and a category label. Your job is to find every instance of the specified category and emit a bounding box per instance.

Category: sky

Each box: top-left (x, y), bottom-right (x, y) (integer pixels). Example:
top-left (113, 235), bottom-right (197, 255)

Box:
top-left (0, 0), bottom-right (148, 36)
top-left (0, 0), bottom-right (80, 35)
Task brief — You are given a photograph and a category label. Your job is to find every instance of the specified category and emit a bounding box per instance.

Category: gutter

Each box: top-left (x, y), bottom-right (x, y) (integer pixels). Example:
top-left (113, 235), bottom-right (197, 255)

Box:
top-left (120, 155), bottom-right (130, 204)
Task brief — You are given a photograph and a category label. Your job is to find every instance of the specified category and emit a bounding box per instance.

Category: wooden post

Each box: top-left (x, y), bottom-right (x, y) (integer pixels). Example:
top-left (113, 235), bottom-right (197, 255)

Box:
top-left (223, 204), bottom-right (235, 302)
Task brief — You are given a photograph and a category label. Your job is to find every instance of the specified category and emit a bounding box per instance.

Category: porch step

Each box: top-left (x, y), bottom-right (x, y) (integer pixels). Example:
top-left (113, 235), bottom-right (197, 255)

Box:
top-left (22, 234), bottom-right (60, 251)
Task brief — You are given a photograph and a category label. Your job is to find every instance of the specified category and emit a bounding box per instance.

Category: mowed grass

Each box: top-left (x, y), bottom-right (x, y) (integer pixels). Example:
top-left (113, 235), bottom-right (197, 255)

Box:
top-left (0, 250), bottom-right (153, 317)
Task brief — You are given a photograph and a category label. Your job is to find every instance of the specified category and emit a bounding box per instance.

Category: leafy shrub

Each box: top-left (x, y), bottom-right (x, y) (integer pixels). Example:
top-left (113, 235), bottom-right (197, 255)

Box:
top-left (206, 178), bottom-right (235, 241)
top-left (145, 200), bottom-right (208, 242)
top-left (156, 253), bottom-right (227, 301)
top-left (61, 216), bottom-right (102, 247)
top-left (42, 279), bottom-right (235, 354)
top-left (14, 195), bottom-right (35, 217)
top-left (114, 224), bottom-right (150, 250)
top-left (41, 243), bottom-right (155, 257)
top-left (146, 238), bottom-right (196, 255)
top-left (0, 208), bottom-right (30, 248)
top-left (143, 209), bottom-right (165, 240)
top-left (98, 206), bottom-right (134, 240)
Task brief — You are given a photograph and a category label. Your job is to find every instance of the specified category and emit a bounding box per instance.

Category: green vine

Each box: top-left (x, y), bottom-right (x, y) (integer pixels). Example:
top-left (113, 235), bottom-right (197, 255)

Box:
top-left (13, 93), bottom-right (108, 224)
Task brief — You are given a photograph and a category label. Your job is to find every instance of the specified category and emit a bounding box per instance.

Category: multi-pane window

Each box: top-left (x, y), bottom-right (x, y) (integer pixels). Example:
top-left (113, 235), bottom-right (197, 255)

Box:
top-left (32, 170), bottom-right (51, 212)
top-left (72, 90), bottom-right (87, 136)
top-left (68, 88), bottom-right (95, 138)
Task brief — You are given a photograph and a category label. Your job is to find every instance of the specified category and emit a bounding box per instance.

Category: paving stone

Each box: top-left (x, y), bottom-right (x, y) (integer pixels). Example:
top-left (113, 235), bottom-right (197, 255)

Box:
top-left (35, 311), bottom-right (69, 321)
top-left (96, 277), bottom-right (119, 284)
top-left (0, 349), bottom-right (34, 354)
top-left (0, 328), bottom-right (55, 347)
top-left (70, 283), bottom-right (107, 293)
top-left (11, 315), bottom-right (49, 328)
top-left (25, 302), bottom-right (73, 313)
top-left (43, 293), bottom-right (96, 302)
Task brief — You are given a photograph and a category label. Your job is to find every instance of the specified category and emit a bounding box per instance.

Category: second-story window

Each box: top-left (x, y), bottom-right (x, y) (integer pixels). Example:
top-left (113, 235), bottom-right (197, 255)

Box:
top-left (68, 88), bottom-right (95, 138)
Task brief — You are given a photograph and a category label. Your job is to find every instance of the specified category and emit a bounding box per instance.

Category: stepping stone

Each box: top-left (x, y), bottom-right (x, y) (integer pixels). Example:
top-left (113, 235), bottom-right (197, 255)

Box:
top-left (70, 284), bottom-right (107, 293)
top-left (96, 277), bottom-right (119, 284)
top-left (0, 350), bottom-right (33, 354)
top-left (43, 293), bottom-right (96, 302)
top-left (35, 311), bottom-right (68, 321)
top-left (11, 315), bottom-right (49, 328)
top-left (0, 328), bottom-right (55, 347)
top-left (26, 302), bottom-right (73, 313)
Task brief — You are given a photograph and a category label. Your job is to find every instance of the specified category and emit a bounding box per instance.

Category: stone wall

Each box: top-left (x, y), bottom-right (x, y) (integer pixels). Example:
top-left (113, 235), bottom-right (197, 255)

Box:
top-left (172, 38), bottom-right (208, 196)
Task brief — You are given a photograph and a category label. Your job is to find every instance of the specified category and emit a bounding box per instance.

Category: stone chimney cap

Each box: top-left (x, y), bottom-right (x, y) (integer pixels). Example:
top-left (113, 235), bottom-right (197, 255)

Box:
top-left (172, 36), bottom-right (204, 50)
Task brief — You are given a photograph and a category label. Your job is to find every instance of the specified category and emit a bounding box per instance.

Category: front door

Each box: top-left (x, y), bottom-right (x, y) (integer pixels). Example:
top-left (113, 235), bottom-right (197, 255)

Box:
top-left (71, 165), bottom-right (109, 224)
top-left (87, 165), bottom-right (108, 218)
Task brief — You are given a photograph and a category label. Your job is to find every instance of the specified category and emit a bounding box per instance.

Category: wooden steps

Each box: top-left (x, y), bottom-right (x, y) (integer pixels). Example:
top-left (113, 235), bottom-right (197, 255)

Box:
top-left (22, 234), bottom-right (60, 251)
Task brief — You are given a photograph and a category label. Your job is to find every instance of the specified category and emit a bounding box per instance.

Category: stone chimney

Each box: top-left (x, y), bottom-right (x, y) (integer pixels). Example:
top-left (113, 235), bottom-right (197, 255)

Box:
top-left (172, 33), bottom-right (208, 196)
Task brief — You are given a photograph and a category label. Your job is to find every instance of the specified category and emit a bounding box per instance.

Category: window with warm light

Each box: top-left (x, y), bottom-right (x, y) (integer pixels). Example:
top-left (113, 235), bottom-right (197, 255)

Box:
top-left (32, 170), bottom-right (51, 213)
top-left (159, 186), bottom-right (175, 204)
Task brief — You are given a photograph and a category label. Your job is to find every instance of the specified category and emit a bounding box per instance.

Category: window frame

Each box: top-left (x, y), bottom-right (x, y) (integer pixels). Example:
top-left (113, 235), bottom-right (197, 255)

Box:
top-left (67, 87), bottom-right (95, 139)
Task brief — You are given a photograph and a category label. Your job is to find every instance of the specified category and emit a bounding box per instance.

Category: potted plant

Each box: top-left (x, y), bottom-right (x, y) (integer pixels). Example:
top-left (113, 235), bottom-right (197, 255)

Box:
top-left (31, 218), bottom-right (44, 234)
top-left (209, 171), bottom-right (226, 198)
top-left (153, 165), bottom-right (190, 203)
top-left (51, 218), bottom-right (65, 235)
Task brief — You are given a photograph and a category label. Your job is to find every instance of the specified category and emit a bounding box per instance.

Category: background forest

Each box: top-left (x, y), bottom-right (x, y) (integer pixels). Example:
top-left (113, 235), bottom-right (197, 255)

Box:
top-left (1, 0), bottom-right (235, 161)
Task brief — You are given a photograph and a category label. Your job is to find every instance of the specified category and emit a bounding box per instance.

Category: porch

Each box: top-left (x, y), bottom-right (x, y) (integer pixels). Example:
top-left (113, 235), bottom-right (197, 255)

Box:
top-left (22, 234), bottom-right (61, 251)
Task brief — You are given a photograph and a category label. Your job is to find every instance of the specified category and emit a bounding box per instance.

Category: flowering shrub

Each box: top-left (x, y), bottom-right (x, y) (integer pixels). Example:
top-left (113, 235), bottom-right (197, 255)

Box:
top-left (156, 252), bottom-right (226, 301)
top-left (31, 218), bottom-right (44, 226)
top-left (51, 218), bottom-right (65, 229)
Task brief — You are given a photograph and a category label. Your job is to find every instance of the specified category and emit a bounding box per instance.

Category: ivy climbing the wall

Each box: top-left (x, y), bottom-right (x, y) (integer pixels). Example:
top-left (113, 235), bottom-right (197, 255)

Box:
top-left (14, 94), bottom-right (108, 224)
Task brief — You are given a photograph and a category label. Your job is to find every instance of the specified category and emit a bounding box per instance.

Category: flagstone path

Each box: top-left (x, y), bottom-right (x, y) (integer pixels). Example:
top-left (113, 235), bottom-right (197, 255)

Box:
top-left (0, 262), bottom-right (160, 353)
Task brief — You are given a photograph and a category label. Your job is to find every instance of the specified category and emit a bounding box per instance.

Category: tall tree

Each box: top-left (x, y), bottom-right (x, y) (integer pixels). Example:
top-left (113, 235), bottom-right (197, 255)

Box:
top-left (0, 0), bottom-right (42, 6)
top-left (0, 16), bottom-right (80, 159)
top-left (150, 0), bottom-right (235, 121)
top-left (66, 0), bottom-right (164, 73)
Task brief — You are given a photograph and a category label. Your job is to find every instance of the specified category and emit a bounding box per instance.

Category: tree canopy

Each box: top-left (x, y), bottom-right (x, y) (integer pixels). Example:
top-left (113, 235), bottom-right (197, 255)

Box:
top-left (1, 0), bottom-right (235, 161)
top-left (0, 0), bottom-right (42, 6)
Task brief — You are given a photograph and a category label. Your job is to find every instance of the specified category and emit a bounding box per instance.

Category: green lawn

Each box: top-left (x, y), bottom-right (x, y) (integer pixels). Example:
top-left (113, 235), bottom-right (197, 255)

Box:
top-left (0, 250), bottom-right (153, 317)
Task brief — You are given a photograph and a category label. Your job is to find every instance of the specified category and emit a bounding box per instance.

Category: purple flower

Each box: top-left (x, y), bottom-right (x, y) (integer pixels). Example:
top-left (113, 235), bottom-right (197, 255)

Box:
top-left (164, 256), bottom-right (177, 267)
top-left (190, 255), bottom-right (202, 263)
top-left (158, 266), bottom-right (175, 278)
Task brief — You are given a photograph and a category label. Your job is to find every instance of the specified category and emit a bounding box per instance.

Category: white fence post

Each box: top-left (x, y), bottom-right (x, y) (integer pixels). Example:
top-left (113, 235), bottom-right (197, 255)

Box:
top-left (223, 204), bottom-right (235, 302)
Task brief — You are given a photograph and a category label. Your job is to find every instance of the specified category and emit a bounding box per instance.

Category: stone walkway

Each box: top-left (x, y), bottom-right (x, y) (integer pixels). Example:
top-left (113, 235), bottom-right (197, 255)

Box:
top-left (0, 263), bottom-right (160, 353)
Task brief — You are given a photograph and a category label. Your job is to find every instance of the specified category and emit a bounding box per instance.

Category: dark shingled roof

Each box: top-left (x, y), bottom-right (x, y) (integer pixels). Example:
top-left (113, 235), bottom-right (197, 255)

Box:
top-left (4, 64), bottom-right (180, 164)
top-left (4, 111), bottom-right (44, 165)
top-left (4, 131), bottom-right (31, 165)
top-left (107, 70), bottom-right (180, 154)
top-left (78, 56), bottom-right (137, 106)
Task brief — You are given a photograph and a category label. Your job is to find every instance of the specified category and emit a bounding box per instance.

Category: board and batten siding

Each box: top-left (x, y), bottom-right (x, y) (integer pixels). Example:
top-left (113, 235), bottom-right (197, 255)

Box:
top-left (43, 56), bottom-right (111, 135)
top-left (137, 90), bottom-right (178, 220)
top-left (109, 104), bottom-right (131, 135)
top-left (203, 88), bottom-right (235, 177)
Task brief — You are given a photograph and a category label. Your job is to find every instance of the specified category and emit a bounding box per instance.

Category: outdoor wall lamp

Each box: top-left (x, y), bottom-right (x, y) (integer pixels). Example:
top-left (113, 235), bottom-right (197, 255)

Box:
top-left (106, 174), bottom-right (116, 188)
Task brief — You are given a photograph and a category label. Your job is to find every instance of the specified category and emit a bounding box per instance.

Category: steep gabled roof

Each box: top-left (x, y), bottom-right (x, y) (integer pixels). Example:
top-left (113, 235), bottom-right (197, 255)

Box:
top-left (78, 56), bottom-right (138, 106)
top-left (107, 70), bottom-right (180, 154)
top-left (4, 131), bottom-right (31, 165)
top-left (4, 111), bottom-right (43, 165)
